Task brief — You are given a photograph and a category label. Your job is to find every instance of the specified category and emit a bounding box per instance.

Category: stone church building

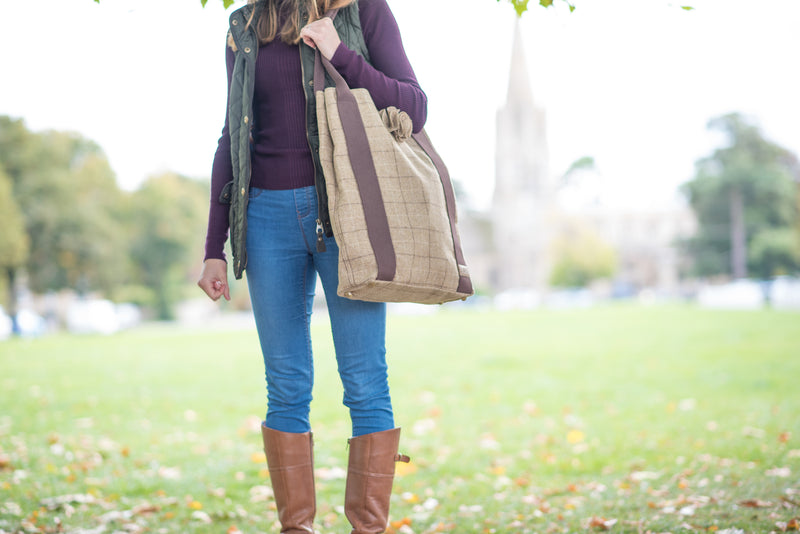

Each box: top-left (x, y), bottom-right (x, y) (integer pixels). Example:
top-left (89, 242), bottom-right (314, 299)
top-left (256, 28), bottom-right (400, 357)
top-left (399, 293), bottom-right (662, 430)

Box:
top-left (459, 22), bottom-right (696, 297)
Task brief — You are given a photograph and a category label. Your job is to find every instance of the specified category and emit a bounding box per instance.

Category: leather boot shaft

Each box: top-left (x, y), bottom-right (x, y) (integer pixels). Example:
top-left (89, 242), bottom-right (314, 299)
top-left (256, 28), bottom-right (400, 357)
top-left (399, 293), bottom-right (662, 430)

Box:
top-left (345, 427), bottom-right (409, 534)
top-left (262, 426), bottom-right (316, 533)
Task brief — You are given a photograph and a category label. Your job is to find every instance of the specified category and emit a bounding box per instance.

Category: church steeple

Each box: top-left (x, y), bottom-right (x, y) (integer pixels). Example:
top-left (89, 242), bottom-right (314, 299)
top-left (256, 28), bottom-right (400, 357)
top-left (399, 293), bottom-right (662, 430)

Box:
top-left (505, 20), bottom-right (535, 110)
top-left (492, 18), bottom-right (552, 293)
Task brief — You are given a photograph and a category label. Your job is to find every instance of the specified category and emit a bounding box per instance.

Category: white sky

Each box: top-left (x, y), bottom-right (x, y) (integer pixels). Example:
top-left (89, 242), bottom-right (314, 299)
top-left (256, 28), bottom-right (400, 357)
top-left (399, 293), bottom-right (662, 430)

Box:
top-left (1, 0), bottom-right (798, 211)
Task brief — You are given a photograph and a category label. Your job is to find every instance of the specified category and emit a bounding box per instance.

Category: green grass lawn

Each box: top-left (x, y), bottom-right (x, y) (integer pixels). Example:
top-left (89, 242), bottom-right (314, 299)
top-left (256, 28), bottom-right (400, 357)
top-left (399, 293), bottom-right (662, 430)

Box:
top-left (1, 304), bottom-right (799, 533)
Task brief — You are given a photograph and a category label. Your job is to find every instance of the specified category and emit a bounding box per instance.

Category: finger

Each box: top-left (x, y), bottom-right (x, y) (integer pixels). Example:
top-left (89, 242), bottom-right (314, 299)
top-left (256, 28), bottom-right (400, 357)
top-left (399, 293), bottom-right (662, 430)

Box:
top-left (199, 279), bottom-right (220, 301)
top-left (223, 285), bottom-right (231, 301)
top-left (203, 287), bottom-right (220, 301)
top-left (304, 37), bottom-right (316, 49)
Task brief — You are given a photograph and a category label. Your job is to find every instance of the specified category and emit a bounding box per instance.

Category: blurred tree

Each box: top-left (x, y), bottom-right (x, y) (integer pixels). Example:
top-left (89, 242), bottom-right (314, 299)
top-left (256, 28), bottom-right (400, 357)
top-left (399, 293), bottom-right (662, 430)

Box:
top-left (748, 228), bottom-right (800, 279)
top-left (0, 168), bottom-right (29, 319)
top-left (0, 116), bottom-right (128, 296)
top-left (1, 117), bottom-right (213, 321)
top-left (682, 113), bottom-right (800, 279)
top-left (549, 219), bottom-right (616, 287)
top-left (128, 172), bottom-right (208, 320)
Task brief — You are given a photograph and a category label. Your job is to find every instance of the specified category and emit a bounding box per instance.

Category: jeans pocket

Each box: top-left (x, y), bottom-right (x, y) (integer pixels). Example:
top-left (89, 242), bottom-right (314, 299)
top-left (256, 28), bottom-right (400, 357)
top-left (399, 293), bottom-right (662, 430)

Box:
top-left (248, 186), bottom-right (264, 200)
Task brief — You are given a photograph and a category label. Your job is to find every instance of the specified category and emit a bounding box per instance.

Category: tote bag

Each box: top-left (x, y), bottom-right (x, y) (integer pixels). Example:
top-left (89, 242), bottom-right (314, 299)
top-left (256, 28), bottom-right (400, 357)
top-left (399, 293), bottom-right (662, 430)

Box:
top-left (313, 48), bottom-right (473, 304)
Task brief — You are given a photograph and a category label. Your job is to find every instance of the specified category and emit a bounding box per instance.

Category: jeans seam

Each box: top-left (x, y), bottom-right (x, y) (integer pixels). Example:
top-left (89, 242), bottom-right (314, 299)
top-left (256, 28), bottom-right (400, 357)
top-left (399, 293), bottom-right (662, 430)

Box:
top-left (296, 188), bottom-right (313, 253)
top-left (302, 257), bottom-right (314, 421)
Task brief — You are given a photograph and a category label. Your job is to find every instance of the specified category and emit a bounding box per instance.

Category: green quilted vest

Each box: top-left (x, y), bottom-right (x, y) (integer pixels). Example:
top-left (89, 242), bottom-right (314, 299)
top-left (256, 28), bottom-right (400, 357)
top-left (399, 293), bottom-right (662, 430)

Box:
top-left (224, 2), bottom-right (370, 279)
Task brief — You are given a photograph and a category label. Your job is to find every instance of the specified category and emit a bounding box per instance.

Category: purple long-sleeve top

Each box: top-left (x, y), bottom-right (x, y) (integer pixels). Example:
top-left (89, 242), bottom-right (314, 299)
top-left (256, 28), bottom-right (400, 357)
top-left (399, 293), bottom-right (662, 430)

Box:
top-left (204, 0), bottom-right (427, 262)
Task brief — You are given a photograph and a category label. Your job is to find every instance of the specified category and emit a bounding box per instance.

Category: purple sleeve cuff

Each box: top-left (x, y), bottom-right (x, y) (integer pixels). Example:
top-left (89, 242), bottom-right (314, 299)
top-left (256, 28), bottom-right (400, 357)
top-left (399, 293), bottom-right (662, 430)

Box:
top-left (329, 42), bottom-right (348, 65)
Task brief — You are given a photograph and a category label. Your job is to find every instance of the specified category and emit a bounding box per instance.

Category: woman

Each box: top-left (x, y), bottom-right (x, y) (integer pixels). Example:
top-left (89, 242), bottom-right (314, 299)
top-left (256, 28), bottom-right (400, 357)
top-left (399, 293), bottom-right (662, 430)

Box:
top-left (197, 0), bottom-right (425, 532)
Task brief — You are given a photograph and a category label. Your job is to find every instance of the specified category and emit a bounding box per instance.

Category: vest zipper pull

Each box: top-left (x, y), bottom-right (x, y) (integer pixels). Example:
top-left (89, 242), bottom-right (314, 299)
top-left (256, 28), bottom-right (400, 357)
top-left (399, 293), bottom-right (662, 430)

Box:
top-left (315, 219), bottom-right (327, 252)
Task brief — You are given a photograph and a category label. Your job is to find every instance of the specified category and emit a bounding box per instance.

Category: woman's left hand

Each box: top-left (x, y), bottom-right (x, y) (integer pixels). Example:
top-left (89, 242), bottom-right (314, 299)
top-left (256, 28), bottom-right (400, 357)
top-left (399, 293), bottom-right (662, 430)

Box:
top-left (299, 17), bottom-right (341, 60)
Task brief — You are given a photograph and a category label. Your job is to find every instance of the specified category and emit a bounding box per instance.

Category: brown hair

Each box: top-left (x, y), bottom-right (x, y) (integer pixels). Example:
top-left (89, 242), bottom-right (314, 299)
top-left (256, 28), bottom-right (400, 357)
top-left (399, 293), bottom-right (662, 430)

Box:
top-left (228, 0), bottom-right (356, 49)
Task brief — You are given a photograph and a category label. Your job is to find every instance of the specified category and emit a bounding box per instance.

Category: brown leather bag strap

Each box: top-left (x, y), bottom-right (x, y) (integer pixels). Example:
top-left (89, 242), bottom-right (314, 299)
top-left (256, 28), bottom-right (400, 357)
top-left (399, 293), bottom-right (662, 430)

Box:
top-left (314, 48), bottom-right (397, 282)
top-left (411, 131), bottom-right (473, 295)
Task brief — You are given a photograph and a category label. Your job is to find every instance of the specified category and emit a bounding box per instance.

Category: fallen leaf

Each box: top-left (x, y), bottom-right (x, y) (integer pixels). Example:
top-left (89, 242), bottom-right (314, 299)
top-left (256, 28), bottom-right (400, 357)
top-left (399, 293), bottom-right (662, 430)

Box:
top-left (316, 466), bottom-right (346, 481)
top-left (249, 485), bottom-right (274, 503)
top-left (588, 516), bottom-right (617, 530)
top-left (188, 500), bottom-right (203, 510)
top-left (132, 503), bottom-right (160, 515)
top-left (191, 510), bottom-right (212, 523)
top-left (490, 465), bottom-right (506, 476)
top-left (739, 499), bottom-right (773, 508)
top-left (391, 517), bottom-right (412, 529)
top-left (40, 493), bottom-right (97, 510)
top-left (158, 466), bottom-right (181, 480)
top-left (478, 433), bottom-right (500, 450)
top-left (567, 430), bottom-right (585, 444)
top-left (630, 471), bottom-right (661, 482)
top-left (781, 496), bottom-right (800, 508)
top-left (766, 467), bottom-right (791, 478)
top-left (0, 454), bottom-right (13, 470)
top-left (402, 492), bottom-right (420, 504)
top-left (395, 461), bottom-right (417, 476)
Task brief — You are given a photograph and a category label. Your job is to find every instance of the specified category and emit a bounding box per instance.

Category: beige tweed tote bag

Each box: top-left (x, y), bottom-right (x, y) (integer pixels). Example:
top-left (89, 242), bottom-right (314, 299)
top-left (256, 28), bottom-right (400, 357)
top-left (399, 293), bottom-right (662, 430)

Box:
top-left (313, 45), bottom-right (473, 304)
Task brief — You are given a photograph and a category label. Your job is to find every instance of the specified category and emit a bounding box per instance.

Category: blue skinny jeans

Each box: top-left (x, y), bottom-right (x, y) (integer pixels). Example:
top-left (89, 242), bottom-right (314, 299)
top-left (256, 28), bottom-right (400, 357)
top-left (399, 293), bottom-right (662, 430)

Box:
top-left (245, 185), bottom-right (394, 437)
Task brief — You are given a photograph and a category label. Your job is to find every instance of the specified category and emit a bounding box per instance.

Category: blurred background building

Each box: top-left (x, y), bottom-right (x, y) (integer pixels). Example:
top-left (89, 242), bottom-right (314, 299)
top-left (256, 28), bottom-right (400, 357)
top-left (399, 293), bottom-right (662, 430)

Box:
top-left (460, 23), bottom-right (697, 297)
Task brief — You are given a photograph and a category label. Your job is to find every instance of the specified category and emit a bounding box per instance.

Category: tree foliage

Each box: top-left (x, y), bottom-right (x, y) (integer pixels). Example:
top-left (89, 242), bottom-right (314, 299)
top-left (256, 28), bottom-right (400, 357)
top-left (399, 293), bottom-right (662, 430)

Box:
top-left (549, 219), bottom-right (616, 287)
top-left (682, 113), bottom-right (800, 279)
top-left (0, 168), bottom-right (29, 313)
top-left (127, 172), bottom-right (208, 320)
top-left (0, 169), bottom-right (29, 272)
top-left (0, 118), bottom-right (127, 295)
top-left (0, 116), bottom-right (209, 321)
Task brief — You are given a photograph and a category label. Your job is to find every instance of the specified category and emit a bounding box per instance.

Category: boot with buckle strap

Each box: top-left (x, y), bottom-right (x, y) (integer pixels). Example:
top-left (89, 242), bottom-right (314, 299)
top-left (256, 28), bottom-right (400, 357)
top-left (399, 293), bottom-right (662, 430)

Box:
top-left (344, 427), bottom-right (410, 534)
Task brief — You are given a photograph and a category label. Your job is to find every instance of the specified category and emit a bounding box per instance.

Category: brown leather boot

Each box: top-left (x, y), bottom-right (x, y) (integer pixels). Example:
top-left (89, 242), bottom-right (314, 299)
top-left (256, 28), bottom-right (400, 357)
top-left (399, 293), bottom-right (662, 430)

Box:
top-left (344, 428), bottom-right (410, 534)
top-left (262, 425), bottom-right (316, 533)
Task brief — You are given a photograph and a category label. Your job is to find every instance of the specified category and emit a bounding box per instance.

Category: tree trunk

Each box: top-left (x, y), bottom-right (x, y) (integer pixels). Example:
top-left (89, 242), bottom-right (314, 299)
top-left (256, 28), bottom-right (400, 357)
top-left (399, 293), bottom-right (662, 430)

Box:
top-left (6, 267), bottom-right (19, 335)
top-left (729, 186), bottom-right (748, 279)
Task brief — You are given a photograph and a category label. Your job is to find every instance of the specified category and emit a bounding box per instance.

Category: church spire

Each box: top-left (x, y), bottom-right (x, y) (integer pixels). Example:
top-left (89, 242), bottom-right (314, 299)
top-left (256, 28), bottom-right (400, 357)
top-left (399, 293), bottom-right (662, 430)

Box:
top-left (505, 20), bottom-right (535, 109)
